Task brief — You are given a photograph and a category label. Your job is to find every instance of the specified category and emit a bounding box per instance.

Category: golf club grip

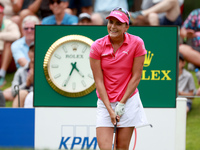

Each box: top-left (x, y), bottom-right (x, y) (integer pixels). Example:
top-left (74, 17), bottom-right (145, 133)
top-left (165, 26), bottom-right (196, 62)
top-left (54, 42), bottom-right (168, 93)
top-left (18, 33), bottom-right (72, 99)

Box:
top-left (114, 123), bottom-right (117, 133)
top-left (114, 118), bottom-right (117, 133)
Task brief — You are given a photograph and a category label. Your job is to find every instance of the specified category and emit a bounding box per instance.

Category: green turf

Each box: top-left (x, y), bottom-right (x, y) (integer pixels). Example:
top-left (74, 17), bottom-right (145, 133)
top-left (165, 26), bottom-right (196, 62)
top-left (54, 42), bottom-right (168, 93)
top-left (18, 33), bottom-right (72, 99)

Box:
top-left (2, 72), bottom-right (15, 107)
top-left (186, 72), bottom-right (200, 150)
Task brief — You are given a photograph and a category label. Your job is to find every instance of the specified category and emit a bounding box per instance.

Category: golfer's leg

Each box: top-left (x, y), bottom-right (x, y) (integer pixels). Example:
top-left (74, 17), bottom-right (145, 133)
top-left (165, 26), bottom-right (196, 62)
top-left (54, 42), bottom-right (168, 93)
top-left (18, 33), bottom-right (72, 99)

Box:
top-left (96, 127), bottom-right (114, 150)
top-left (116, 127), bottom-right (134, 150)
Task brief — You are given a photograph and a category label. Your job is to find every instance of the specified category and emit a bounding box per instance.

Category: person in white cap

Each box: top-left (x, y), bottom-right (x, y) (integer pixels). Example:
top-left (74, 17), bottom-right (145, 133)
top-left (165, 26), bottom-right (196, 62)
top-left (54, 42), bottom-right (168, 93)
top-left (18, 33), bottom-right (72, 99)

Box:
top-left (90, 7), bottom-right (148, 150)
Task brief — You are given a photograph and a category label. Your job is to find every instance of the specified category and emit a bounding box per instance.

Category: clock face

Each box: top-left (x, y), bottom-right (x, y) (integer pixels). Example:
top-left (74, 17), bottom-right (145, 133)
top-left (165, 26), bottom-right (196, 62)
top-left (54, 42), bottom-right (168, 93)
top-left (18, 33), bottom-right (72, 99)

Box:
top-left (43, 35), bottom-right (95, 97)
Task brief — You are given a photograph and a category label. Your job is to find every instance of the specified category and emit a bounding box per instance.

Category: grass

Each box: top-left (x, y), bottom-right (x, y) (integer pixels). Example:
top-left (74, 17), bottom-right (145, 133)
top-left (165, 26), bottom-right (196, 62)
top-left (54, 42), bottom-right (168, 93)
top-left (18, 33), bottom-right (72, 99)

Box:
top-left (2, 72), bottom-right (15, 107)
top-left (182, 0), bottom-right (200, 146)
top-left (186, 72), bottom-right (200, 150)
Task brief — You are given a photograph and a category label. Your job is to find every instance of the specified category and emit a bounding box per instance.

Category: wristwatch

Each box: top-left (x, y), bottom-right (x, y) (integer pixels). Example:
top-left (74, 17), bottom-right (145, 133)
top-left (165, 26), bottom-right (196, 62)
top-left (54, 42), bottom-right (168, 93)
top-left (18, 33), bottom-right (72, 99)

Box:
top-left (43, 35), bottom-right (95, 97)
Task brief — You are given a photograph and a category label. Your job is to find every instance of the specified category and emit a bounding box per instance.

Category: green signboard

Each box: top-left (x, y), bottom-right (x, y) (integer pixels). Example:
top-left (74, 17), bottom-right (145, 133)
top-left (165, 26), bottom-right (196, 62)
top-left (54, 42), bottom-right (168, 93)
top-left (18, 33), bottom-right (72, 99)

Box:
top-left (34, 26), bottom-right (178, 108)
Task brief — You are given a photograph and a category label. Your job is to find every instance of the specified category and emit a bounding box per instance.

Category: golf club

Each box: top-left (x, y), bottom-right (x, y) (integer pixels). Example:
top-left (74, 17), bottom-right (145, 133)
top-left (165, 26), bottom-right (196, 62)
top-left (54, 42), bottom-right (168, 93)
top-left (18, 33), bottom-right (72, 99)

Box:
top-left (135, 124), bottom-right (153, 129)
top-left (112, 118), bottom-right (117, 150)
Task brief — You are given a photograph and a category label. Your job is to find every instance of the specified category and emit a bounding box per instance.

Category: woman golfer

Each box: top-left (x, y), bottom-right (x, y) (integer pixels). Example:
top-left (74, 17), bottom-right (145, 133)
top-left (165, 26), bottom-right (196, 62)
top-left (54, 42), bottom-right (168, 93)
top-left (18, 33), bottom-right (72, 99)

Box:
top-left (89, 7), bottom-right (148, 150)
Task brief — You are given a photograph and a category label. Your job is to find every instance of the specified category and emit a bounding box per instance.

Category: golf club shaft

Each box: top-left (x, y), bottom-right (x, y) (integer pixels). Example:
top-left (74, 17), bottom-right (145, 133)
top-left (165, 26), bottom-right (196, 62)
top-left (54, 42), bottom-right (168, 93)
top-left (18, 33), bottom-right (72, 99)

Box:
top-left (112, 119), bottom-right (117, 150)
top-left (135, 124), bottom-right (153, 128)
top-left (112, 132), bottom-right (116, 150)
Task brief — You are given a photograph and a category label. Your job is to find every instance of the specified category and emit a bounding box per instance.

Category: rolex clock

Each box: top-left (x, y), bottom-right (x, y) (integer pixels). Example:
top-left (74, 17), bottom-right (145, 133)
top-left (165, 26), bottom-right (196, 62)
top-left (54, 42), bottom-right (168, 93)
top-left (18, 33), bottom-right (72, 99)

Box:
top-left (43, 35), bottom-right (95, 97)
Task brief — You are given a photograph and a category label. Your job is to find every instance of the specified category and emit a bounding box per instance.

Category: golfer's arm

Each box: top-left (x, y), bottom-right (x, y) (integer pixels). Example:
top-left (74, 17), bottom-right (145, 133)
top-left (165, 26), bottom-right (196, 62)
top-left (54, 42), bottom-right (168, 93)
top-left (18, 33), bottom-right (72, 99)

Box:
top-left (120, 55), bottom-right (145, 104)
top-left (90, 57), bottom-right (113, 113)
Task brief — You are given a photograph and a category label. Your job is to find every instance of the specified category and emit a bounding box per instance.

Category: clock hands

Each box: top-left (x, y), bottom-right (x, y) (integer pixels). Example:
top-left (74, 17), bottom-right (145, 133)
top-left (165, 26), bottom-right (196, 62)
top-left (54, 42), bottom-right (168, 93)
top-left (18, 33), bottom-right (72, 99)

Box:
top-left (71, 62), bottom-right (84, 78)
top-left (63, 63), bottom-right (75, 87)
top-left (63, 62), bottom-right (84, 87)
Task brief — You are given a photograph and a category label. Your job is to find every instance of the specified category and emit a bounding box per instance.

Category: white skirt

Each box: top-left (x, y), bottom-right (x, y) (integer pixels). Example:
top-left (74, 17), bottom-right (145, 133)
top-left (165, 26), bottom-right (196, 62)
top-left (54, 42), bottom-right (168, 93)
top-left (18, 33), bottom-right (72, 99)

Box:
top-left (96, 92), bottom-right (148, 128)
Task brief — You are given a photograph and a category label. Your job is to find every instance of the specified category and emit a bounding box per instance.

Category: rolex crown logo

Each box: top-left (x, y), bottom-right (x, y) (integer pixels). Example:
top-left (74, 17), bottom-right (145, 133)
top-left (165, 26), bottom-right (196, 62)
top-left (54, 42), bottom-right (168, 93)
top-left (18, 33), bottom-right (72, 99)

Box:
top-left (71, 43), bottom-right (79, 51)
top-left (144, 50), bottom-right (154, 67)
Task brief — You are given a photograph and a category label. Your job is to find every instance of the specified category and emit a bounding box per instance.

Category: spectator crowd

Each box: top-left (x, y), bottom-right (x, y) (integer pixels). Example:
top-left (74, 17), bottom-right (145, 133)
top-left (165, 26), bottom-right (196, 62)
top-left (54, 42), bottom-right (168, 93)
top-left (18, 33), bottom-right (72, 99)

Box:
top-left (0, 0), bottom-right (199, 111)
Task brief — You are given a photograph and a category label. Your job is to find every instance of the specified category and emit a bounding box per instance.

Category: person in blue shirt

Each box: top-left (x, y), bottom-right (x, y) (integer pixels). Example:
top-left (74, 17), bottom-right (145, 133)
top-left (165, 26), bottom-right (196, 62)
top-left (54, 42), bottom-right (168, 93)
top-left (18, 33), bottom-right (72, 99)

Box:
top-left (11, 15), bottom-right (40, 69)
top-left (42, 0), bottom-right (78, 25)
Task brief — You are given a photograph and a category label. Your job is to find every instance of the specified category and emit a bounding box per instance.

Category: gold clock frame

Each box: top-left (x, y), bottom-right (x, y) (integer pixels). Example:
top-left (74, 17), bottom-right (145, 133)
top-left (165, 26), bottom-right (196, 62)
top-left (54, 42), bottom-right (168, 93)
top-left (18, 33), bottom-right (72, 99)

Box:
top-left (43, 35), bottom-right (95, 97)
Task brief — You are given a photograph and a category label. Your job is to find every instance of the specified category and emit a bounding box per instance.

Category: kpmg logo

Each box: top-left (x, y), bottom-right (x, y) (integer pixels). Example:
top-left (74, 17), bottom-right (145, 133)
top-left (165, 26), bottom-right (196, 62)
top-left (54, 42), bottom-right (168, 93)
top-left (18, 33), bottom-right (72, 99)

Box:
top-left (142, 50), bottom-right (171, 80)
top-left (59, 125), bottom-right (98, 149)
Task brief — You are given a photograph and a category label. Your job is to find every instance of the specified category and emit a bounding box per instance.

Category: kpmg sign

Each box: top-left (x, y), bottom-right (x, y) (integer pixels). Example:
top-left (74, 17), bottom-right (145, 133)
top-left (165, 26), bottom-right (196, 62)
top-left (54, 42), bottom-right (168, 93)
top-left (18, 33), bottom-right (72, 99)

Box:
top-left (59, 125), bottom-right (97, 149)
top-left (34, 26), bottom-right (178, 108)
top-left (59, 137), bottom-right (97, 149)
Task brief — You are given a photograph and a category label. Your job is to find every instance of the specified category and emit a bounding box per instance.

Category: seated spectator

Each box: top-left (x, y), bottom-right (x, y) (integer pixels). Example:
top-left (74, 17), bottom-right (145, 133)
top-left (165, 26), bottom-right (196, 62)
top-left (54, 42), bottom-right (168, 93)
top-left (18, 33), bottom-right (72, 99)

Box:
top-left (24, 91), bottom-right (33, 108)
top-left (141, 0), bottom-right (184, 15)
top-left (11, 0), bottom-right (27, 14)
top-left (1, 0), bottom-right (18, 19)
top-left (12, 88), bottom-right (29, 107)
top-left (91, 0), bottom-right (128, 25)
top-left (0, 89), bottom-right (5, 107)
top-left (3, 44), bottom-right (34, 107)
top-left (179, 8), bottom-right (200, 69)
top-left (0, 3), bottom-right (21, 87)
top-left (68, 0), bottom-right (93, 16)
top-left (19, 0), bottom-right (53, 21)
top-left (7, 0), bottom-right (34, 36)
top-left (78, 12), bottom-right (92, 25)
top-left (41, 0), bottom-right (78, 25)
top-left (1, 0), bottom-right (26, 27)
top-left (130, 0), bottom-right (182, 26)
top-left (129, 14), bottom-right (150, 26)
top-left (178, 53), bottom-right (196, 113)
top-left (11, 15), bottom-right (39, 68)
top-left (197, 88), bottom-right (200, 96)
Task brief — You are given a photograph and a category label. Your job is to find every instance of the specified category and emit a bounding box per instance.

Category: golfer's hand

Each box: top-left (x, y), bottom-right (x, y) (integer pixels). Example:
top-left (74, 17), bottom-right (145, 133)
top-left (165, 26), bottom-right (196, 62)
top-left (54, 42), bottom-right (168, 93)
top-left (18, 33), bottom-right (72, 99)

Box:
top-left (115, 102), bottom-right (125, 117)
top-left (110, 110), bottom-right (118, 125)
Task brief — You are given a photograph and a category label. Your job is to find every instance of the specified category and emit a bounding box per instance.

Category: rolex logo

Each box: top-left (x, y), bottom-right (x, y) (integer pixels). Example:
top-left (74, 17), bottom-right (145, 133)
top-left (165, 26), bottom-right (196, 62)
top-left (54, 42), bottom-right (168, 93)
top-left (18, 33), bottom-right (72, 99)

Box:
top-left (144, 51), bottom-right (154, 67)
top-left (71, 43), bottom-right (79, 51)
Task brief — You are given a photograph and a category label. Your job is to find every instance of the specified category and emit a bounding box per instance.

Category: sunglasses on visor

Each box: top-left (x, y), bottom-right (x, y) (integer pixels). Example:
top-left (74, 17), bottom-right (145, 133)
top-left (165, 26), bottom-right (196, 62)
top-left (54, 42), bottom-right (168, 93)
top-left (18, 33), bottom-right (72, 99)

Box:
top-left (112, 7), bottom-right (130, 20)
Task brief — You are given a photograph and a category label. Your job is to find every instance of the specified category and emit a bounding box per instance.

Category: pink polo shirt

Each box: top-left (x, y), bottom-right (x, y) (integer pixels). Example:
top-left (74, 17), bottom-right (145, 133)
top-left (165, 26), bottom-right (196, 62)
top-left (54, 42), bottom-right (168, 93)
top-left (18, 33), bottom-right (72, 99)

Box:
top-left (89, 33), bottom-right (147, 102)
